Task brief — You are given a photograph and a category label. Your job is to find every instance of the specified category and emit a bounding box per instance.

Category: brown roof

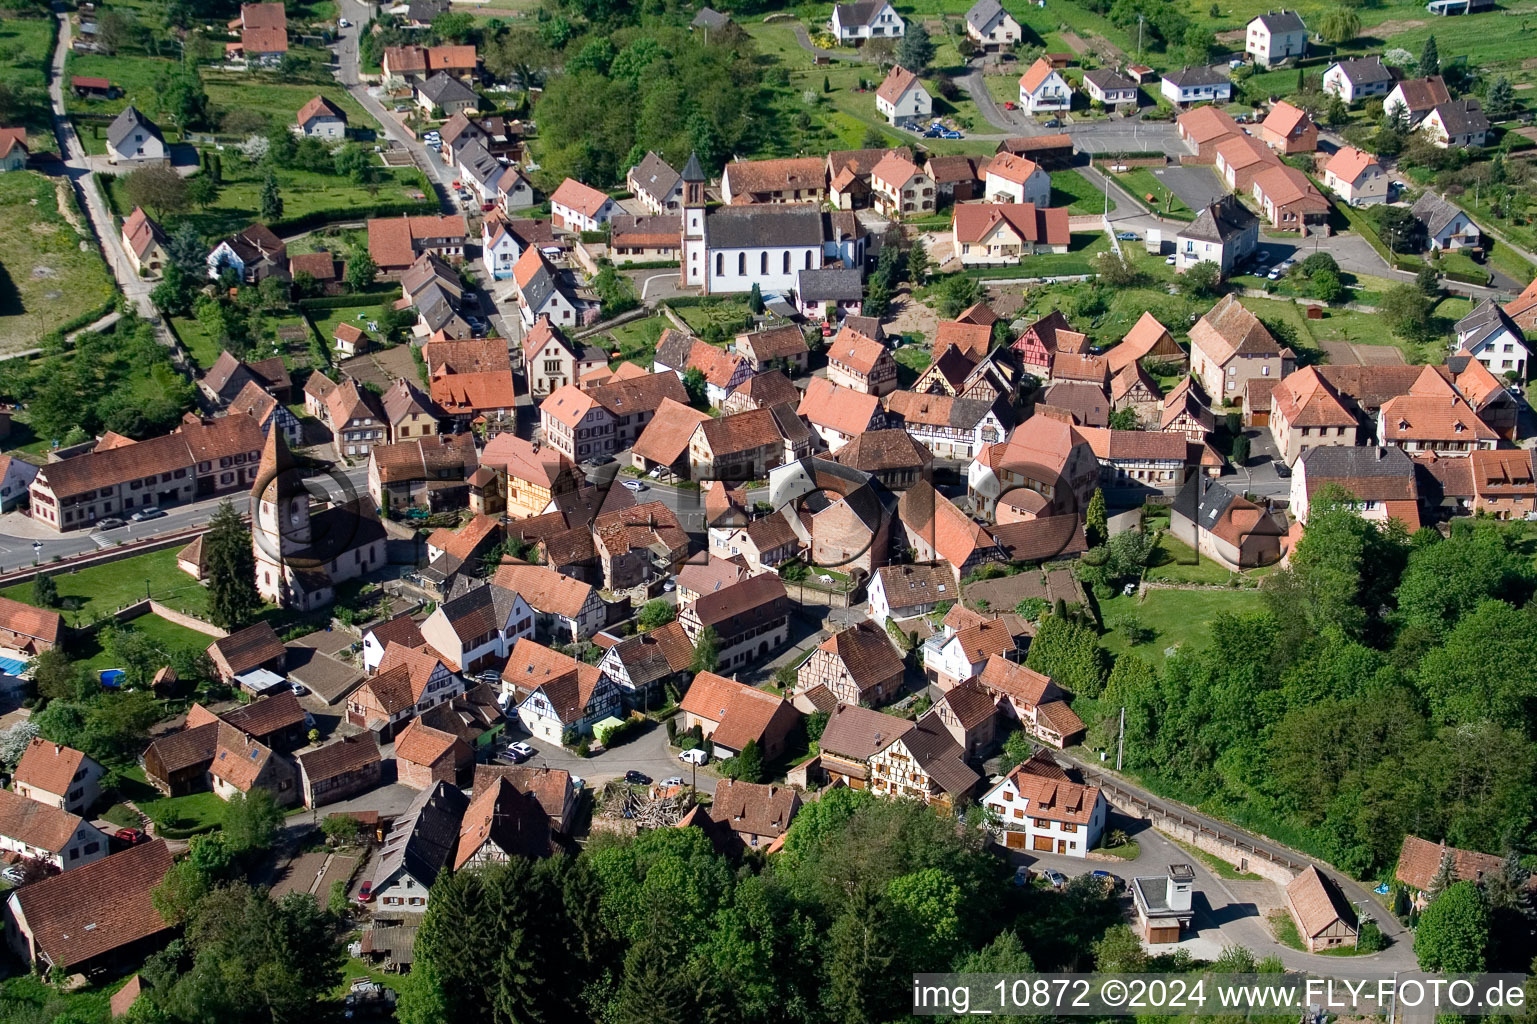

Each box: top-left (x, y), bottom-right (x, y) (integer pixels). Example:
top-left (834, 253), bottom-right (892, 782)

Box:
top-left (1394, 834), bottom-right (1507, 891)
top-left (0, 787), bottom-right (89, 854)
top-left (698, 408), bottom-right (782, 457)
top-left (143, 721), bottom-right (219, 777)
top-left (797, 377), bottom-right (881, 437)
top-left (220, 689), bottom-right (306, 739)
top-left (491, 563), bottom-right (593, 619)
top-left (1272, 366), bottom-right (1357, 428)
top-left (367, 615), bottom-right (427, 652)
top-left (932, 678), bottom-right (996, 730)
top-left (679, 671), bottom-right (793, 750)
top-left (33, 417), bottom-right (263, 502)
top-left (1390, 75), bottom-right (1450, 114)
top-left (946, 618), bottom-right (1017, 665)
top-left (11, 838), bottom-right (173, 968)
top-left (1262, 99), bottom-right (1311, 140)
top-left (367, 214), bottom-right (469, 269)
top-left (471, 764), bottom-right (572, 822)
top-left (296, 94), bottom-right (344, 126)
top-left (730, 371), bottom-right (800, 410)
top-left (708, 779), bottom-right (801, 839)
top-left (589, 371), bottom-right (690, 418)
top-left (1005, 768), bottom-right (1099, 825)
top-left (990, 514), bottom-right (1089, 563)
top-left (898, 479), bottom-right (997, 571)
top-left (549, 178), bottom-right (613, 219)
top-left (1381, 394), bottom-right (1497, 444)
top-left (819, 702), bottom-right (913, 761)
top-left (827, 325), bottom-right (888, 375)
top-left (1177, 104), bottom-right (1242, 146)
top-left (1018, 57), bottom-right (1059, 95)
top-left (737, 324), bottom-right (808, 363)
top-left (817, 621), bottom-right (905, 695)
top-left (724, 157), bottom-right (825, 197)
top-left (121, 207), bottom-right (166, 262)
top-left (297, 735), bottom-right (381, 784)
top-left (454, 777), bottom-right (554, 868)
top-left (208, 621), bottom-right (285, 677)
top-left (874, 561), bottom-right (956, 612)
top-left (501, 637), bottom-right (581, 692)
top-left (834, 428), bottom-right (933, 472)
top-left (427, 513), bottom-right (502, 562)
top-left (876, 64), bottom-right (923, 105)
top-left (897, 717), bottom-right (979, 797)
top-left (1188, 295), bottom-right (1281, 365)
top-left (677, 554), bottom-right (752, 597)
top-left (393, 718), bottom-right (463, 767)
top-left (933, 320), bottom-right (993, 362)
top-left (207, 723), bottom-right (277, 793)
top-left (14, 738), bottom-right (91, 797)
top-left (981, 656), bottom-right (1056, 703)
top-left (951, 202), bottom-right (1070, 247)
top-left (688, 571), bottom-right (788, 630)
top-left (0, 596), bottom-right (62, 646)
top-left (1287, 865), bottom-right (1356, 939)
top-left (593, 500), bottom-right (688, 560)
top-left (1107, 312), bottom-right (1177, 374)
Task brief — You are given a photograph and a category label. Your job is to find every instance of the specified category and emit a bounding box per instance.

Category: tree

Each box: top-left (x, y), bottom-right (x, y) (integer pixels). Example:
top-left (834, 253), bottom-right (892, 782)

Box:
top-left (748, 282), bottom-right (765, 314)
top-left (1380, 283), bottom-right (1435, 342)
top-left (934, 273), bottom-right (981, 318)
top-left (1376, 205), bottom-right (1425, 253)
top-left (259, 170), bottom-right (284, 222)
top-left (32, 572), bottom-right (57, 607)
top-left (185, 174), bottom-right (219, 211)
top-left (1231, 433), bottom-right (1250, 466)
top-left (123, 165), bottom-right (189, 218)
top-left (731, 738), bottom-right (765, 783)
top-left (0, 719), bottom-right (39, 767)
top-left (31, 648), bottom-right (82, 704)
top-left (1026, 613), bottom-right (1111, 696)
top-left (1416, 265), bottom-right (1440, 295)
top-left (1318, 6), bottom-right (1361, 44)
top-left (1415, 881), bottom-right (1488, 971)
top-left (1092, 248), bottom-right (1145, 286)
top-left (1085, 489), bottom-right (1108, 547)
top-left (1419, 35), bottom-right (1439, 77)
top-left (906, 239), bottom-right (930, 287)
top-left (637, 599), bottom-right (676, 630)
top-left (203, 499), bottom-right (260, 630)
top-left (1309, 268), bottom-right (1345, 302)
top-left (345, 250), bottom-right (377, 291)
top-left (222, 788), bottom-right (282, 858)
top-left (321, 813), bottom-right (362, 846)
top-left (1178, 260), bottom-right (1222, 298)
top-left (1093, 924), bottom-right (1148, 972)
top-left (431, 10), bottom-right (477, 43)
top-left (894, 23), bottom-right (935, 73)
top-left (683, 366), bottom-right (709, 410)
top-left (1488, 76), bottom-right (1514, 117)
top-left (1108, 407), bottom-right (1139, 430)
top-left (102, 624), bottom-right (159, 689)
top-left (692, 625), bottom-right (720, 673)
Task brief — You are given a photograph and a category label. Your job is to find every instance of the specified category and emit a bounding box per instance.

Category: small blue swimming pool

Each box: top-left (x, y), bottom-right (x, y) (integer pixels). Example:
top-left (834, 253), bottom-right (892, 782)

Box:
top-left (0, 656), bottom-right (27, 676)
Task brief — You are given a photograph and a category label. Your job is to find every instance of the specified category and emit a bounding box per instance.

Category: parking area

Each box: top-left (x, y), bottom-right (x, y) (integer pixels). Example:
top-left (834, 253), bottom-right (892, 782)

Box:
top-left (1149, 165), bottom-right (1226, 214)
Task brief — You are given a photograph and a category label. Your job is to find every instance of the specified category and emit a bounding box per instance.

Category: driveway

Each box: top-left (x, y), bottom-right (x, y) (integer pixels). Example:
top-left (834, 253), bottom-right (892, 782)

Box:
top-left (1149, 165), bottom-right (1227, 214)
top-left (504, 715), bottom-right (707, 787)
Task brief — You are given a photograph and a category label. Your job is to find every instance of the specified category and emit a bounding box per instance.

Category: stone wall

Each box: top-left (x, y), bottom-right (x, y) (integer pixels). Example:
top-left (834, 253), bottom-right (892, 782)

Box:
top-left (1150, 816), bottom-right (1297, 887)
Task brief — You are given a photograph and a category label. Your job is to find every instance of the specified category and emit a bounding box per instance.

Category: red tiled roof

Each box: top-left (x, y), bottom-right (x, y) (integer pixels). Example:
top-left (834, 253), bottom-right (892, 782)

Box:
top-left (797, 377), bottom-right (881, 437)
top-left (14, 738), bottom-right (90, 797)
top-left (550, 178), bottom-right (612, 219)
top-left (11, 839), bottom-right (173, 967)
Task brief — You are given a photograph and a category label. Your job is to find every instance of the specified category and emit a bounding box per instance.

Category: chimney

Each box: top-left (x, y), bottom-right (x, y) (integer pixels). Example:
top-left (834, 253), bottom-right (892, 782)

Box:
top-left (1376, 446), bottom-right (1384, 461)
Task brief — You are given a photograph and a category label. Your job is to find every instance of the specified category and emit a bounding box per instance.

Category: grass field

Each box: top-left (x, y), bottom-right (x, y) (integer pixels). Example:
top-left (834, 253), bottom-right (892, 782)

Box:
top-left (604, 314), bottom-right (667, 368)
top-left (1114, 168), bottom-right (1195, 221)
top-left (1096, 587), bottom-right (1267, 663)
top-left (1240, 294), bottom-right (1472, 364)
top-left (114, 766), bottom-right (228, 836)
top-left (308, 305), bottom-right (383, 348)
top-left (1049, 170), bottom-right (1107, 215)
top-left (0, 171), bottom-right (117, 354)
top-left (0, 15), bottom-right (54, 132)
top-left (0, 972), bottom-right (119, 1024)
top-left (674, 300), bottom-right (755, 336)
top-left (3, 548), bottom-right (212, 623)
top-left (76, 612), bottom-right (218, 671)
top-left (1143, 534), bottom-right (1251, 585)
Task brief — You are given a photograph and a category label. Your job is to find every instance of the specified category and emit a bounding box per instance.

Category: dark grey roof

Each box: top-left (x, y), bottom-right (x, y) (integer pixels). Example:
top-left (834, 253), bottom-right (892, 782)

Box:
top-left (1252, 9), bottom-right (1306, 33)
top-left (1456, 298), bottom-right (1518, 349)
top-left (965, 0), bottom-right (1005, 31)
top-left (1430, 99), bottom-right (1489, 138)
top-left (1180, 195), bottom-right (1258, 244)
top-left (691, 7), bottom-right (731, 30)
top-left (418, 72), bottom-right (477, 107)
top-left (415, 283), bottom-right (463, 332)
top-left (107, 105), bottom-right (163, 152)
top-left (1296, 444), bottom-right (1416, 486)
top-left (834, 0), bottom-right (892, 28)
top-left (1083, 68), bottom-right (1136, 92)
top-left (1171, 473), bottom-right (1239, 528)
top-left (902, 717), bottom-right (979, 796)
top-left (456, 140), bottom-right (502, 188)
top-left (1331, 56), bottom-right (1393, 85)
top-left (654, 329), bottom-right (695, 371)
top-left (519, 260), bottom-right (559, 317)
top-left (374, 781), bottom-right (468, 893)
top-left (1411, 192), bottom-right (1471, 239)
top-left (1164, 65), bottom-right (1229, 87)
top-left (630, 151), bottom-right (681, 200)
top-left (705, 204), bottom-right (826, 249)
top-left (681, 151), bottom-right (706, 183)
top-left (798, 266), bottom-right (863, 302)
top-left (407, 0), bottom-right (450, 22)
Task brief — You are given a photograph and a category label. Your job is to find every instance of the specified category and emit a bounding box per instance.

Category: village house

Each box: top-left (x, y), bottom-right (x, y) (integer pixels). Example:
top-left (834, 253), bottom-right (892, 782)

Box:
top-left (688, 409), bottom-right (786, 481)
top-left (832, 428), bottom-right (933, 490)
top-left (367, 214), bottom-right (468, 275)
top-left (1018, 58), bottom-right (1071, 113)
top-left (630, 398), bottom-right (715, 481)
top-left (875, 65), bottom-right (931, 125)
top-left (608, 214), bottom-right (681, 264)
top-left (512, 245), bottom-right (581, 329)
top-left (1384, 76), bottom-right (1451, 124)
top-left (1078, 427), bottom-right (1195, 490)
top-left (382, 43), bottom-right (477, 84)
top-left (539, 372), bottom-right (689, 464)
top-left (208, 724), bottom-right (297, 807)
top-left (550, 177), bottom-right (620, 233)
top-left (1285, 866), bottom-right (1359, 952)
top-left (708, 779), bottom-right (802, 851)
top-left (952, 202), bottom-right (1070, 265)
top-left (1258, 100), bottom-right (1316, 153)
top-left (825, 324), bottom-right (898, 396)
top-left (1395, 834), bottom-right (1517, 911)
top-left (516, 654), bottom-right (622, 744)
top-left (922, 679), bottom-right (997, 760)
top-left (481, 432), bottom-right (579, 519)
top-left (828, 0), bottom-right (904, 43)
top-left (982, 152), bottom-right (1051, 207)
top-left (121, 207), bottom-right (167, 277)
top-left (679, 671), bottom-right (801, 760)
top-left (654, 331), bottom-right (752, 407)
top-left (1323, 56), bottom-right (1393, 104)
top-left (734, 324), bottom-right (810, 376)
top-left (0, 788), bottom-right (107, 872)
top-left (982, 758), bottom-right (1106, 855)
top-left (295, 95), bottom-right (346, 138)
top-left (627, 151), bottom-right (683, 213)
top-left (867, 715), bottom-right (978, 810)
top-left (0, 126), bottom-right (28, 172)
top-left (710, 508), bottom-right (803, 571)
top-left (420, 583), bottom-right (534, 675)
top-left (721, 156), bottom-right (827, 205)
top-left (967, 413), bottom-right (1101, 519)
top-left (1216, 132), bottom-right (1282, 193)
top-left (1176, 196), bottom-right (1260, 276)
top-left (207, 223), bottom-right (288, 283)
top-left (371, 782), bottom-right (468, 910)
top-left (1109, 312), bottom-right (1184, 376)
top-left (796, 621), bottom-right (906, 707)
top-left (0, 596), bottom-right (61, 655)
top-left (594, 501), bottom-right (689, 589)
top-left (1189, 295), bottom-right (1287, 403)
top-left (884, 390), bottom-right (1012, 460)
top-left (1171, 475), bottom-right (1285, 569)
top-left (869, 561), bottom-right (956, 626)
top-left (0, 455), bottom-right (37, 514)
top-left (797, 377), bottom-right (885, 449)
top-left (360, 615), bottom-right (427, 674)
top-left (481, 212), bottom-right (549, 279)
top-left (1160, 65), bottom-right (1232, 106)
top-left (1424, 99), bottom-right (1492, 148)
top-left (367, 433), bottom-right (477, 511)
top-left (1082, 68), bottom-right (1139, 107)
top-left (1379, 389), bottom-right (1499, 456)
top-left (925, 154), bottom-right (981, 201)
top-left (965, 0), bottom-right (1021, 50)
top-left (106, 106), bottom-right (165, 163)
top-left (1411, 192), bottom-right (1482, 251)
top-left (596, 620), bottom-right (694, 705)
top-left (13, 739), bottom-right (103, 815)
top-left (816, 703), bottom-right (910, 790)
top-left (520, 316), bottom-right (597, 400)
top-left (1469, 448), bottom-right (1537, 519)
top-left (1251, 164), bottom-right (1329, 234)
top-left (975, 656), bottom-right (1084, 747)
top-left (232, 1), bottom-right (287, 60)
top-left (1290, 444), bottom-right (1421, 527)
top-left (922, 608), bottom-right (1021, 688)
top-left (680, 572), bottom-right (791, 672)
top-left (492, 563), bottom-right (607, 642)
top-left (1322, 146), bottom-right (1388, 206)
top-left (797, 265), bottom-right (864, 320)
top-left (1176, 105), bottom-right (1242, 162)
top-left (1245, 10), bottom-right (1307, 66)
top-left (1267, 366), bottom-right (1359, 464)
top-left (4, 838), bottom-right (174, 973)
top-left (453, 778), bottom-right (558, 868)
top-left (296, 736), bottom-right (383, 808)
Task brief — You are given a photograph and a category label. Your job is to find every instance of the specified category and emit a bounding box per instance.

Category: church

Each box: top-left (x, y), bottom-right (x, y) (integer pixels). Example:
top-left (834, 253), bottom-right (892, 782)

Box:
top-left (678, 153), bottom-right (868, 297)
top-left (252, 427), bottom-right (389, 611)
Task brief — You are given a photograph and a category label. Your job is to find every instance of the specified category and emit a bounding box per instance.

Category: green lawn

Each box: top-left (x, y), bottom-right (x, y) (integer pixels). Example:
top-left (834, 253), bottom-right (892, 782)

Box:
top-left (0, 972), bottom-right (120, 1024)
top-left (0, 171), bottom-right (117, 354)
top-left (674, 300), bottom-right (755, 337)
top-left (76, 612), bottom-right (218, 671)
top-left (118, 765), bottom-right (228, 836)
top-left (0, 15), bottom-right (54, 132)
top-left (308, 305), bottom-right (384, 349)
top-left (605, 314), bottom-right (667, 368)
top-left (1096, 587), bottom-right (1267, 663)
top-left (1237, 295), bottom-right (1470, 365)
top-left (1114, 168), bottom-right (1195, 221)
top-left (1049, 170), bottom-right (1107, 215)
top-left (1143, 534), bottom-right (1252, 585)
top-left (3, 548), bottom-right (211, 624)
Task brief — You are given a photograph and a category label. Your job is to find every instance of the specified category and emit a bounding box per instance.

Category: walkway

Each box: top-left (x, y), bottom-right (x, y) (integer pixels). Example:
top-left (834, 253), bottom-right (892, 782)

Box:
top-left (790, 22), bottom-right (868, 63)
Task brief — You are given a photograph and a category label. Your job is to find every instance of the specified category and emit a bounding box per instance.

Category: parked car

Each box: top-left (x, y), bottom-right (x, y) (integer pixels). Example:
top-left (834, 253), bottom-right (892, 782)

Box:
top-left (624, 770), bottom-right (652, 785)
top-left (338, 16), bottom-right (351, 27)
top-left (356, 881), bottom-right (373, 903)
top-left (622, 479), bottom-right (646, 492)
top-left (661, 776), bottom-right (685, 788)
top-left (1044, 869), bottom-right (1068, 888)
top-left (662, 580), bottom-right (676, 592)
top-left (1266, 268), bottom-right (1282, 280)
top-left (1012, 865), bottom-right (1030, 887)
top-left (1272, 460), bottom-right (1291, 478)
top-left (679, 747), bottom-right (709, 765)
top-left (508, 741), bottom-right (535, 761)
top-left (291, 682), bottom-right (309, 696)
top-left (95, 517), bottom-right (126, 531)
top-left (1042, 118), bottom-right (1061, 128)
top-left (1, 864), bottom-right (26, 885)
top-left (1116, 231), bottom-right (1139, 241)
top-left (1003, 100), bottom-right (1016, 110)
top-left (129, 507), bottom-right (166, 522)
top-left (1165, 255), bottom-right (1177, 265)
top-left (114, 827), bottom-right (144, 845)
top-left (940, 129), bottom-right (962, 139)
top-left (570, 776), bottom-right (585, 790)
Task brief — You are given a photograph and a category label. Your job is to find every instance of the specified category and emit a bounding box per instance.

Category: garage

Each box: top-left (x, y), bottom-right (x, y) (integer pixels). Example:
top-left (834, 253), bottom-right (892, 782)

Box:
top-left (1005, 830), bottom-right (1028, 850)
top-left (1032, 834), bottom-right (1053, 851)
top-left (1146, 923), bottom-right (1182, 944)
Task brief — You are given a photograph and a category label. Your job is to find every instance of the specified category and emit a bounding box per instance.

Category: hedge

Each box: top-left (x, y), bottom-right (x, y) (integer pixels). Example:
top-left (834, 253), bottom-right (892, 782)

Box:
top-left (1442, 268), bottom-right (1492, 286)
top-left (296, 285), bottom-right (400, 310)
top-left (268, 198), bottom-right (436, 235)
top-left (615, 260), bottom-right (680, 270)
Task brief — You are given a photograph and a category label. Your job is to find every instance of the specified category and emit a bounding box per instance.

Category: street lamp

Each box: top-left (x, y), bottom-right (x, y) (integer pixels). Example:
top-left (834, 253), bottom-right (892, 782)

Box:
top-left (31, 541), bottom-right (41, 565)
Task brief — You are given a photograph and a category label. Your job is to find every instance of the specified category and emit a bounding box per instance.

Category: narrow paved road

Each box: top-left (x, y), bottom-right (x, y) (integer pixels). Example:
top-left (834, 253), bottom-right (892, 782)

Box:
top-left (790, 22), bottom-right (869, 63)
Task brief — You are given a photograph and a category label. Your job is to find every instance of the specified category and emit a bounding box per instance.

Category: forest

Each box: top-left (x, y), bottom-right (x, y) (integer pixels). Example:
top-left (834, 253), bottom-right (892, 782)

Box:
top-left (1080, 494), bottom-right (1536, 886)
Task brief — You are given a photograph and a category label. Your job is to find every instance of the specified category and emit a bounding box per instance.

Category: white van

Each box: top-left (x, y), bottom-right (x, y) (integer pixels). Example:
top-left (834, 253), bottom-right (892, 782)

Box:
top-left (678, 747), bottom-right (709, 766)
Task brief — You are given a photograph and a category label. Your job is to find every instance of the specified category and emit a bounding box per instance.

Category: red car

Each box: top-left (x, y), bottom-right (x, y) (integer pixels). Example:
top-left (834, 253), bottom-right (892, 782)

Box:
top-left (356, 881), bottom-right (374, 903)
top-left (114, 828), bottom-right (144, 845)
top-left (1004, 101), bottom-right (1017, 110)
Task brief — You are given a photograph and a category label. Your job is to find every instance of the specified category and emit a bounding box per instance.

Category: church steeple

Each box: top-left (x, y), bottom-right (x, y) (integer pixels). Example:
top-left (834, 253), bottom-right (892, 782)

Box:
top-left (252, 426), bottom-right (309, 557)
top-left (680, 152), bottom-right (708, 292)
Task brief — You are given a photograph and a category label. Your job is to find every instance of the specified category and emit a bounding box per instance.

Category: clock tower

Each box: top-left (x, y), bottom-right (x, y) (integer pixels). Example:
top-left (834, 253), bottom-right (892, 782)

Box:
top-left (679, 151), bottom-right (708, 294)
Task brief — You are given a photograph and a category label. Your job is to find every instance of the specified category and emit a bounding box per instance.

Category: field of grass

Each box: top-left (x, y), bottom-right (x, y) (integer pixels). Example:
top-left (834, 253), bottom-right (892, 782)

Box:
top-left (0, 171), bottom-right (117, 354)
top-left (1143, 534), bottom-right (1251, 585)
top-left (117, 764), bottom-right (228, 835)
top-left (0, 972), bottom-right (120, 1024)
top-left (1049, 170), bottom-right (1106, 215)
top-left (76, 612), bottom-right (217, 671)
top-left (1239, 294), bottom-right (1471, 365)
top-left (894, 343), bottom-right (931, 387)
top-left (674, 300), bottom-right (755, 336)
top-left (1096, 587), bottom-right (1267, 663)
top-left (0, 15), bottom-right (54, 132)
top-left (1114, 168), bottom-right (1194, 221)
top-left (2, 548), bottom-right (212, 623)
top-left (308, 305), bottom-right (384, 347)
top-left (604, 314), bottom-right (667, 367)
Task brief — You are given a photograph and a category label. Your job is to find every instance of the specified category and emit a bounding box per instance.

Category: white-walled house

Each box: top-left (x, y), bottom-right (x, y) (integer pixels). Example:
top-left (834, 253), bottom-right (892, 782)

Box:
top-left (1245, 10), bottom-right (1306, 67)
top-left (549, 178), bottom-right (619, 234)
top-left (965, 0), bottom-right (1021, 51)
top-left (983, 152), bottom-right (1050, 208)
top-left (1322, 57), bottom-right (1393, 104)
top-left (0, 789), bottom-right (107, 872)
top-left (875, 65), bottom-right (932, 125)
top-left (1176, 196), bottom-right (1259, 276)
top-left (1456, 299), bottom-right (1531, 379)
top-left (1160, 66), bottom-right (1232, 106)
top-left (1082, 69), bottom-right (1138, 108)
top-left (829, 0), bottom-right (904, 43)
top-left (1411, 192), bottom-right (1482, 251)
top-left (981, 764), bottom-right (1107, 856)
top-left (1322, 147), bottom-right (1387, 206)
top-left (1018, 58), bottom-right (1071, 113)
